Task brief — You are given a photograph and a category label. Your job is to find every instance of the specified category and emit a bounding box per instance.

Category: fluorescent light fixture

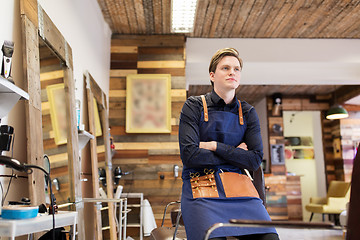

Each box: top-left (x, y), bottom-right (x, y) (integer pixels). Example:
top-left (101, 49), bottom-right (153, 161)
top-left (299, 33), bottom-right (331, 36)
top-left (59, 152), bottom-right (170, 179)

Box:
top-left (171, 0), bottom-right (198, 33)
top-left (326, 104), bottom-right (349, 120)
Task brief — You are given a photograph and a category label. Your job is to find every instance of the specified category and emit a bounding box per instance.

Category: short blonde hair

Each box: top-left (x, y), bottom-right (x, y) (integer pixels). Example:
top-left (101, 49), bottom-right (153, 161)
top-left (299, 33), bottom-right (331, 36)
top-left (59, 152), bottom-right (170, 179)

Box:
top-left (209, 48), bottom-right (243, 74)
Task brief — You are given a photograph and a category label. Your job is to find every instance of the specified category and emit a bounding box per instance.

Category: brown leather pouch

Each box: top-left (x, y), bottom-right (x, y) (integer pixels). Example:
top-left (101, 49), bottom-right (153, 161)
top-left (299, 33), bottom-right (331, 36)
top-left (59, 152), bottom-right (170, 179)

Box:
top-left (219, 172), bottom-right (259, 198)
top-left (190, 174), bottom-right (219, 198)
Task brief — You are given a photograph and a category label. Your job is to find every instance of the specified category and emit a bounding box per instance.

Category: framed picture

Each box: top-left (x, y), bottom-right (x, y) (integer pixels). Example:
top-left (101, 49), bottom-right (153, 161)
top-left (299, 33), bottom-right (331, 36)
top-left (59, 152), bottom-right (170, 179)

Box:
top-left (270, 144), bottom-right (285, 165)
top-left (47, 83), bottom-right (67, 145)
top-left (126, 74), bottom-right (171, 133)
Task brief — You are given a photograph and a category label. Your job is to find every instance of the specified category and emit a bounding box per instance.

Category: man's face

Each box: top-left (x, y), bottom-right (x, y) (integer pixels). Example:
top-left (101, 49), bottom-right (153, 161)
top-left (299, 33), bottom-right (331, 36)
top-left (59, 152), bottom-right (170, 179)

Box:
top-left (210, 56), bottom-right (241, 92)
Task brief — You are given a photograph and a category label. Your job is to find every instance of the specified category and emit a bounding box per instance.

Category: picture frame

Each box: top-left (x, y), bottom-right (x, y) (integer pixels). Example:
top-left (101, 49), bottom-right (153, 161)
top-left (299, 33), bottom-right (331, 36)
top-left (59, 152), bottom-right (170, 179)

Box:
top-left (47, 83), bottom-right (67, 145)
top-left (270, 144), bottom-right (286, 165)
top-left (126, 74), bottom-right (171, 133)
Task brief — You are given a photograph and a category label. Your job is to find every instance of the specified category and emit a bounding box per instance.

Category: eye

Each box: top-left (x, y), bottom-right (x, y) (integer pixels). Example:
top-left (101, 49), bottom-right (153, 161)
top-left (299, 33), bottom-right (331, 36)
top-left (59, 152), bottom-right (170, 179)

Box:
top-left (223, 66), bottom-right (229, 70)
top-left (235, 67), bottom-right (240, 71)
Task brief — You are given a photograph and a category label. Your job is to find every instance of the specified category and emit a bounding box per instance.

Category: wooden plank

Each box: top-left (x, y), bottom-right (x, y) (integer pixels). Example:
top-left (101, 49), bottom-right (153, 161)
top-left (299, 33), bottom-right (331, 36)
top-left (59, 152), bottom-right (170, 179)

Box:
top-left (111, 46), bottom-right (138, 53)
top-left (21, 14), bottom-right (45, 207)
top-left (111, 53), bottom-right (138, 62)
top-left (134, 0), bottom-right (146, 34)
top-left (109, 89), bottom-right (186, 102)
top-left (41, 101), bottom-right (50, 115)
top-left (20, 0), bottom-right (38, 27)
top-left (114, 142), bottom-right (179, 150)
top-left (264, 1), bottom-right (294, 37)
top-left (152, 0), bottom-right (162, 34)
top-left (171, 76), bottom-right (186, 89)
top-left (63, 66), bottom-right (85, 239)
top-left (201, 0), bottom-right (218, 37)
top-left (110, 69), bottom-right (137, 77)
top-left (229, 0), bottom-right (256, 37)
top-left (213, 0), bottom-right (235, 37)
top-left (112, 35), bottom-right (186, 48)
top-left (161, 0), bottom-right (170, 33)
top-left (143, 0), bottom-right (155, 34)
top-left (137, 60), bottom-right (185, 68)
top-left (124, 0), bottom-right (138, 33)
top-left (40, 9), bottom-right (66, 63)
top-left (192, 0), bottom-right (209, 37)
top-left (101, 97), bottom-right (117, 240)
top-left (110, 77), bottom-right (126, 90)
top-left (241, 0), bottom-right (271, 38)
top-left (86, 85), bottom-right (103, 240)
top-left (138, 68), bottom-right (185, 76)
top-left (209, 0), bottom-right (225, 38)
top-left (111, 62), bottom-right (137, 69)
top-left (40, 70), bottom-right (64, 81)
top-left (255, 1), bottom-right (285, 37)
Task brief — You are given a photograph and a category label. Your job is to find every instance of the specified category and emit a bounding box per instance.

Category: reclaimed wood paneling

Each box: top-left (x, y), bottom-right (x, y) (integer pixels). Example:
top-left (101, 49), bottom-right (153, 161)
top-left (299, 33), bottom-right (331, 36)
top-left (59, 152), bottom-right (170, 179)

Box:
top-left (109, 35), bottom-right (186, 229)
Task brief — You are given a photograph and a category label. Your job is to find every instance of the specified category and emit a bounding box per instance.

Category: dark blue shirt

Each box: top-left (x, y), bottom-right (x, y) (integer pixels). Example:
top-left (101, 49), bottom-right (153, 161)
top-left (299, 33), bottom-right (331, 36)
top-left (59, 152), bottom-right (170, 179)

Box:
top-left (179, 90), bottom-right (263, 171)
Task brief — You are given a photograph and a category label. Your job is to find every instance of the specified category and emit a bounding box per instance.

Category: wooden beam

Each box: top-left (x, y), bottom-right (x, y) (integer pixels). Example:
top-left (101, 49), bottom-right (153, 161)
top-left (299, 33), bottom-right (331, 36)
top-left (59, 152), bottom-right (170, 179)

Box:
top-left (21, 13), bottom-right (45, 206)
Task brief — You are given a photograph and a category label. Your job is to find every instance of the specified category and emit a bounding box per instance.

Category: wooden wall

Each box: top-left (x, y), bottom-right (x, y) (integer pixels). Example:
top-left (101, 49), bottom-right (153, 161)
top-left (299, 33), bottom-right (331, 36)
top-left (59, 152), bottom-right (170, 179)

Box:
top-left (108, 35), bottom-right (186, 229)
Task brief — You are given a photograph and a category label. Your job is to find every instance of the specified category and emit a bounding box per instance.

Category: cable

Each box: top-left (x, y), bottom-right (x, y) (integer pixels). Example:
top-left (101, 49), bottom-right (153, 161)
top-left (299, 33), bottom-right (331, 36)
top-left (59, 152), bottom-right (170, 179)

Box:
top-left (2, 170), bottom-right (14, 206)
top-left (25, 161), bottom-right (56, 240)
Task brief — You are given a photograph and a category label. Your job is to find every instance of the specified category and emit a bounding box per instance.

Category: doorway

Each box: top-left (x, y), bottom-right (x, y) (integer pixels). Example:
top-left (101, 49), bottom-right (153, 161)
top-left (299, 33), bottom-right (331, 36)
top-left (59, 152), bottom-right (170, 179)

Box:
top-left (283, 111), bottom-right (326, 221)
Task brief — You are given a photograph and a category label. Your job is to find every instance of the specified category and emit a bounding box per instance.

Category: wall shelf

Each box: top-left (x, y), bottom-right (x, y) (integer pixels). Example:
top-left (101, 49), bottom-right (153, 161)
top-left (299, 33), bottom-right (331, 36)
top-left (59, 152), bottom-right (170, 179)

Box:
top-left (0, 77), bottom-right (29, 118)
top-left (78, 130), bottom-right (94, 150)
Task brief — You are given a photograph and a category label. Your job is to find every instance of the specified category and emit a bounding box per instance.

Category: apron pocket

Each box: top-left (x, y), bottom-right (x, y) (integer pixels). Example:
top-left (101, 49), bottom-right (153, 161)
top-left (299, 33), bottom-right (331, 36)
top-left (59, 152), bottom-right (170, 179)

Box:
top-left (190, 174), bottom-right (219, 198)
top-left (219, 172), bottom-right (259, 198)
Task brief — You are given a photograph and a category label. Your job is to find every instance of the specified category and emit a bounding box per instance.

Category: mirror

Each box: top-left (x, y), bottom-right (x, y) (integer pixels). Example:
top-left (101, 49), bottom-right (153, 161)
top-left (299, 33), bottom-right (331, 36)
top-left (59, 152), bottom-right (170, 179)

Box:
top-left (39, 39), bottom-right (69, 204)
top-left (21, 1), bottom-right (84, 238)
top-left (81, 71), bottom-right (116, 239)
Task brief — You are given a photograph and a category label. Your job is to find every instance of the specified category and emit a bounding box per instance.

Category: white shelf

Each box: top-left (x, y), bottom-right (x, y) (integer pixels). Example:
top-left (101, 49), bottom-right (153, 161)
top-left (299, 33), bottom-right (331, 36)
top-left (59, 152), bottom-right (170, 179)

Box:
top-left (0, 211), bottom-right (77, 240)
top-left (78, 130), bottom-right (94, 150)
top-left (0, 77), bottom-right (29, 118)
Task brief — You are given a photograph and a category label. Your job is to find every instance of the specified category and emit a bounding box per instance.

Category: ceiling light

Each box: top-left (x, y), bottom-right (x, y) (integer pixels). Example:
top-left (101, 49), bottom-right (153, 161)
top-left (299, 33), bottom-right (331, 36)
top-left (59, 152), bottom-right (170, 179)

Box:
top-left (171, 0), bottom-right (198, 33)
top-left (326, 104), bottom-right (349, 120)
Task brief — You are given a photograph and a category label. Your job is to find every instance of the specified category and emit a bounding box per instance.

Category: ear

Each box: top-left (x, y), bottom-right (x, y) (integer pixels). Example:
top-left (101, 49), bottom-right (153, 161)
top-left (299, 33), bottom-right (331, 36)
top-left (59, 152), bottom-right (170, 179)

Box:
top-left (209, 72), bottom-right (215, 83)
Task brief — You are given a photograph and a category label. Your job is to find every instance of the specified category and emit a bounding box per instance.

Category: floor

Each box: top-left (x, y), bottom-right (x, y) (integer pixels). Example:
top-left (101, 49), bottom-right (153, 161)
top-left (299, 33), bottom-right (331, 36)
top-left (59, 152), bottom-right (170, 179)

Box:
top-left (276, 228), bottom-right (344, 240)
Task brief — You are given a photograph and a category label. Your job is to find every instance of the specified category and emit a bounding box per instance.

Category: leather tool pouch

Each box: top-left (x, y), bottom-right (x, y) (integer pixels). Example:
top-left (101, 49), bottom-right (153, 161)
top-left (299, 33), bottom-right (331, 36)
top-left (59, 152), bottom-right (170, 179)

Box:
top-left (190, 174), bottom-right (219, 198)
top-left (219, 172), bottom-right (259, 198)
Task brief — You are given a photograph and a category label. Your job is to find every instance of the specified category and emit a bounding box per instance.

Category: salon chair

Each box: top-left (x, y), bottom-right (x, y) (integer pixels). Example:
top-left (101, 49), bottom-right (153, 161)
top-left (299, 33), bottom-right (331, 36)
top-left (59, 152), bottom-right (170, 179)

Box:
top-left (305, 180), bottom-right (350, 224)
top-left (149, 201), bottom-right (186, 240)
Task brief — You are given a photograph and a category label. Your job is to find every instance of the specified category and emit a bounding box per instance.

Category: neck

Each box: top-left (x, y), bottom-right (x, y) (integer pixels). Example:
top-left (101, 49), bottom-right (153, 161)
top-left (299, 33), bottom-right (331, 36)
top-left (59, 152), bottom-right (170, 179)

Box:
top-left (214, 87), bottom-right (235, 104)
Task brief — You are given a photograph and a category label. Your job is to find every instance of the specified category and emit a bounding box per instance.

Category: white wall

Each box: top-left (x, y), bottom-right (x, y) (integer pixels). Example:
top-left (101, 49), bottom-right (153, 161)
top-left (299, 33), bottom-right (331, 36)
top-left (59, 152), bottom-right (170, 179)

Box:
top-left (186, 38), bottom-right (360, 88)
top-left (0, 0), bottom-right (111, 205)
top-left (283, 111), bottom-right (326, 221)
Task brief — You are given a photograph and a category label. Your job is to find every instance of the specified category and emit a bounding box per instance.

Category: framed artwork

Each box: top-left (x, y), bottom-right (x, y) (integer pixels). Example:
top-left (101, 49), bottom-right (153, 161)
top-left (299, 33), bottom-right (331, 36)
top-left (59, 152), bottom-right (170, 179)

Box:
top-left (270, 144), bottom-right (285, 165)
top-left (126, 74), bottom-right (171, 133)
top-left (47, 83), bottom-right (67, 145)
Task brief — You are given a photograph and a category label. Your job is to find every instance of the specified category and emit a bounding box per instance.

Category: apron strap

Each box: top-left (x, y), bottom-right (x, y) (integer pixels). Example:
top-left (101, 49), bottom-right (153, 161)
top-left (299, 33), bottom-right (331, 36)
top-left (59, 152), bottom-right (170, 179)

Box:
top-left (201, 95), bottom-right (243, 125)
top-left (201, 95), bottom-right (208, 122)
top-left (238, 100), bottom-right (244, 125)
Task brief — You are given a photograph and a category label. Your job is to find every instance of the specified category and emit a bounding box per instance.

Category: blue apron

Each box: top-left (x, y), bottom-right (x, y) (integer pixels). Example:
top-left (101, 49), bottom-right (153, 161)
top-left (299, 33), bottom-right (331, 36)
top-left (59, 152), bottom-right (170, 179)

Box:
top-left (181, 107), bottom-right (277, 240)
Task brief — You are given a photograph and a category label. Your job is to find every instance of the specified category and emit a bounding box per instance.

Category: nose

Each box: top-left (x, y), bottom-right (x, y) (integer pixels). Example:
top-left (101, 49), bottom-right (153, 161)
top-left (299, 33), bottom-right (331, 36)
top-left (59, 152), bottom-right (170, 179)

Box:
top-left (229, 68), bottom-right (235, 75)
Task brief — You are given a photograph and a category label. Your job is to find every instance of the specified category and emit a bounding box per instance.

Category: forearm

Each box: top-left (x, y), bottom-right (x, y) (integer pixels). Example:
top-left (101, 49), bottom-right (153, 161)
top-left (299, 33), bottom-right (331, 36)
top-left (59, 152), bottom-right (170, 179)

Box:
top-left (215, 142), bottom-right (262, 171)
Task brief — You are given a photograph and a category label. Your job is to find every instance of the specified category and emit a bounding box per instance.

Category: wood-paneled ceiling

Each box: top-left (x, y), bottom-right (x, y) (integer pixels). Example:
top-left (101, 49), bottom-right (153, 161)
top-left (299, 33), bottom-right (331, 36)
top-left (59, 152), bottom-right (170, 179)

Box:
top-left (97, 0), bottom-right (360, 105)
top-left (97, 0), bottom-right (360, 38)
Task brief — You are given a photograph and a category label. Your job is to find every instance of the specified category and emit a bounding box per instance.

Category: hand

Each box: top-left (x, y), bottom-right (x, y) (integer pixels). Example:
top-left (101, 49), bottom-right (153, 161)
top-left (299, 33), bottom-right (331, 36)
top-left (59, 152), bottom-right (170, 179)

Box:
top-left (199, 141), bottom-right (217, 151)
top-left (237, 142), bottom-right (248, 150)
